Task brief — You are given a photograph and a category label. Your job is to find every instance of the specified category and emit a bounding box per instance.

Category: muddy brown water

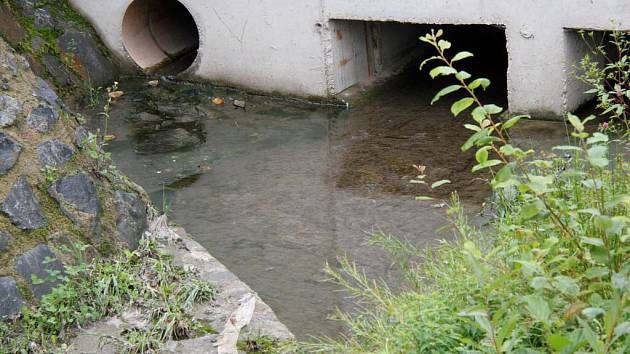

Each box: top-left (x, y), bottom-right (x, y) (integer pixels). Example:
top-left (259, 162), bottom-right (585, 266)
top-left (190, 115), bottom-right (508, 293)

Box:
top-left (79, 69), bottom-right (567, 339)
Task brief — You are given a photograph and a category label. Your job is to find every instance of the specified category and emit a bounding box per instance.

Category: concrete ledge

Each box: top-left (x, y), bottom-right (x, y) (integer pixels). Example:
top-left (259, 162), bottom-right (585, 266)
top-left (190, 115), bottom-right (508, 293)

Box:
top-left (69, 218), bottom-right (292, 354)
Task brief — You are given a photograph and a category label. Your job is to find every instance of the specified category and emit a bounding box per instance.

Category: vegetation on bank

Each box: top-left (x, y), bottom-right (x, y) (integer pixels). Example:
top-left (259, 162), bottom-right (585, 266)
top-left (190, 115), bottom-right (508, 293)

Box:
top-left (0, 239), bottom-right (216, 353)
top-left (291, 30), bottom-right (630, 353)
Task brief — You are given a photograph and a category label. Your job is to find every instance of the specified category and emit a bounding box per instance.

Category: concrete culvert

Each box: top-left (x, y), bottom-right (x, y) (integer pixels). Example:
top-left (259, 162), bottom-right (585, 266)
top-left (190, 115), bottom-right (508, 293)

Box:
top-left (122, 0), bottom-right (199, 74)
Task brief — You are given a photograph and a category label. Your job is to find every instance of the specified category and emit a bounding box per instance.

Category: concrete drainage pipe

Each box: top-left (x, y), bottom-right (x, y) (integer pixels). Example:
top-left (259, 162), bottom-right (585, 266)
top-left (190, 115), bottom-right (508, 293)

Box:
top-left (122, 0), bottom-right (199, 74)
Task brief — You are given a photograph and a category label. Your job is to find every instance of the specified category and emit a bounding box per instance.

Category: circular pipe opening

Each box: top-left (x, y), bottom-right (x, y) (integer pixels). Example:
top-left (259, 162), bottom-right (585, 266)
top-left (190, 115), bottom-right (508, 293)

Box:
top-left (122, 0), bottom-right (199, 75)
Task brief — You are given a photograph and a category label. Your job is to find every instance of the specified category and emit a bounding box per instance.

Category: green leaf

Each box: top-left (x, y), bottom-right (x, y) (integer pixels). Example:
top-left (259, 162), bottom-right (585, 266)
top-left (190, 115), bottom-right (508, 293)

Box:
top-left (483, 104), bottom-right (503, 115)
top-left (606, 195), bottom-right (630, 208)
top-left (464, 124), bottom-right (481, 132)
top-left (577, 208), bottom-right (601, 216)
top-left (429, 66), bottom-right (457, 79)
top-left (431, 180), bottom-right (451, 189)
top-left (582, 307), bottom-right (605, 318)
top-left (587, 145), bottom-right (609, 168)
top-left (468, 78), bottom-right (491, 90)
top-left (585, 266), bottom-right (609, 279)
top-left (567, 113), bottom-right (584, 132)
top-left (470, 108), bottom-right (487, 126)
top-left (502, 115), bottom-right (529, 129)
top-left (461, 129), bottom-right (485, 151)
top-left (451, 98), bottom-right (475, 116)
top-left (475, 146), bottom-right (490, 164)
top-left (581, 237), bottom-right (605, 247)
top-left (472, 159), bottom-right (502, 172)
top-left (451, 51), bottom-right (474, 62)
top-left (612, 273), bottom-right (629, 291)
top-left (586, 132), bottom-right (609, 144)
top-left (493, 165), bottom-right (513, 183)
top-left (438, 39), bottom-right (451, 51)
top-left (419, 56), bottom-right (441, 71)
top-left (520, 199), bottom-right (544, 220)
top-left (431, 85), bottom-right (462, 104)
top-left (614, 322), bottom-right (630, 337)
top-left (499, 144), bottom-right (516, 156)
top-left (523, 295), bottom-right (551, 323)
top-left (455, 71), bottom-right (471, 80)
top-left (548, 334), bottom-right (570, 351)
top-left (553, 276), bottom-right (579, 297)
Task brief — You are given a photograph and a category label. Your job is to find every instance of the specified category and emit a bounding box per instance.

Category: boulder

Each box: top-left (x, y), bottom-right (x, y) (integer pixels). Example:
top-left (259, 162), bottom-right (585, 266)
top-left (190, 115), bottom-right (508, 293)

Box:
top-left (0, 230), bottom-right (10, 252)
top-left (0, 277), bottom-right (24, 318)
top-left (36, 139), bottom-right (74, 167)
top-left (57, 31), bottom-right (115, 86)
top-left (26, 105), bottom-right (58, 133)
top-left (0, 132), bottom-right (21, 175)
top-left (2, 176), bottom-right (46, 230)
top-left (15, 244), bottom-right (64, 299)
top-left (0, 94), bottom-right (22, 127)
top-left (114, 191), bottom-right (147, 250)
top-left (48, 174), bottom-right (99, 228)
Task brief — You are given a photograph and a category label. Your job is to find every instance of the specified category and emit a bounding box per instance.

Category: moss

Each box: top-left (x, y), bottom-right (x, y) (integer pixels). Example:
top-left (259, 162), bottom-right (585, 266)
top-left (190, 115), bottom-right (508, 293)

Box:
top-left (237, 336), bottom-right (280, 353)
top-left (194, 320), bottom-right (218, 336)
top-left (6, 0), bottom-right (114, 98)
top-left (97, 238), bottom-right (113, 256)
top-left (15, 278), bottom-right (34, 303)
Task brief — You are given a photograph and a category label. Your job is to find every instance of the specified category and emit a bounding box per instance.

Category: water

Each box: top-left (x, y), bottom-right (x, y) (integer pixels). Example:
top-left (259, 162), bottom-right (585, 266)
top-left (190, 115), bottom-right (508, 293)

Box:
top-left (79, 70), bottom-right (566, 339)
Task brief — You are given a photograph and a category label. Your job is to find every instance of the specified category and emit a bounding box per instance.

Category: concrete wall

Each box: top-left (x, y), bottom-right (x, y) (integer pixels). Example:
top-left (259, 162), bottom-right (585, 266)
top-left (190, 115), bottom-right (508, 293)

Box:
top-left (71, 0), bottom-right (630, 117)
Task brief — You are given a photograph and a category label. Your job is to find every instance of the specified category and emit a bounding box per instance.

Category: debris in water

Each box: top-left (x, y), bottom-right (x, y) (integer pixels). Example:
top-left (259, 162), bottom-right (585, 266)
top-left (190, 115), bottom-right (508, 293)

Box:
top-left (233, 100), bottom-right (246, 109)
top-left (147, 80), bottom-right (159, 87)
top-left (212, 97), bottom-right (225, 105)
top-left (108, 90), bottom-right (124, 99)
top-left (103, 134), bottom-right (116, 142)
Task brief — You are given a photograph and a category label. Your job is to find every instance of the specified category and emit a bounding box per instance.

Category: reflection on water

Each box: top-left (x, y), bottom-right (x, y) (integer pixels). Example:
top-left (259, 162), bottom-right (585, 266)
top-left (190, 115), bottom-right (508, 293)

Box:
top-left (81, 71), bottom-right (567, 339)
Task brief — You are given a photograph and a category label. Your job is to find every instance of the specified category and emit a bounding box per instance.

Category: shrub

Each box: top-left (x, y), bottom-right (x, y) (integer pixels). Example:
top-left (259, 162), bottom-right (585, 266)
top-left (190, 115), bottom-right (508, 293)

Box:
top-left (292, 30), bottom-right (630, 353)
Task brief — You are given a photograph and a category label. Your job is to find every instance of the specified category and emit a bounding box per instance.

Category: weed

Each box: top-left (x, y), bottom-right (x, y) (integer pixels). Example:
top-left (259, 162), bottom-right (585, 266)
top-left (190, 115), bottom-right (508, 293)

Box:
top-left (0, 240), bottom-right (216, 353)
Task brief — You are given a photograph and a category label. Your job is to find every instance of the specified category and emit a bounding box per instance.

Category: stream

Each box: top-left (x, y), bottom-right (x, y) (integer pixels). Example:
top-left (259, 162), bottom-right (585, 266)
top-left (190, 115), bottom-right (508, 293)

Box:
top-left (79, 68), bottom-right (568, 339)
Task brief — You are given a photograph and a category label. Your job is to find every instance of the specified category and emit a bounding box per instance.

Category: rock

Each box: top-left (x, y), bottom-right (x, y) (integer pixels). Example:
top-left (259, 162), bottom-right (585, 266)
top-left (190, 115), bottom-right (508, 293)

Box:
top-left (33, 77), bottom-right (59, 108)
top-left (233, 100), bottom-right (246, 108)
top-left (37, 139), bottom-right (74, 167)
top-left (26, 105), bottom-right (58, 132)
top-left (0, 277), bottom-right (24, 318)
top-left (15, 244), bottom-right (65, 299)
top-left (1, 83), bottom-right (10, 91)
top-left (136, 128), bottom-right (201, 154)
top-left (0, 132), bottom-right (21, 175)
top-left (1, 51), bottom-right (20, 77)
top-left (134, 112), bottom-right (163, 125)
top-left (114, 191), bottom-right (147, 250)
top-left (173, 115), bottom-right (198, 124)
top-left (48, 174), bottom-right (99, 228)
top-left (0, 2), bottom-right (27, 47)
top-left (0, 230), bottom-right (11, 252)
top-left (57, 32), bottom-right (115, 86)
top-left (2, 176), bottom-right (46, 230)
top-left (41, 54), bottom-right (76, 86)
top-left (0, 94), bottom-right (22, 127)
top-left (74, 125), bottom-right (89, 148)
top-left (32, 7), bottom-right (56, 29)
